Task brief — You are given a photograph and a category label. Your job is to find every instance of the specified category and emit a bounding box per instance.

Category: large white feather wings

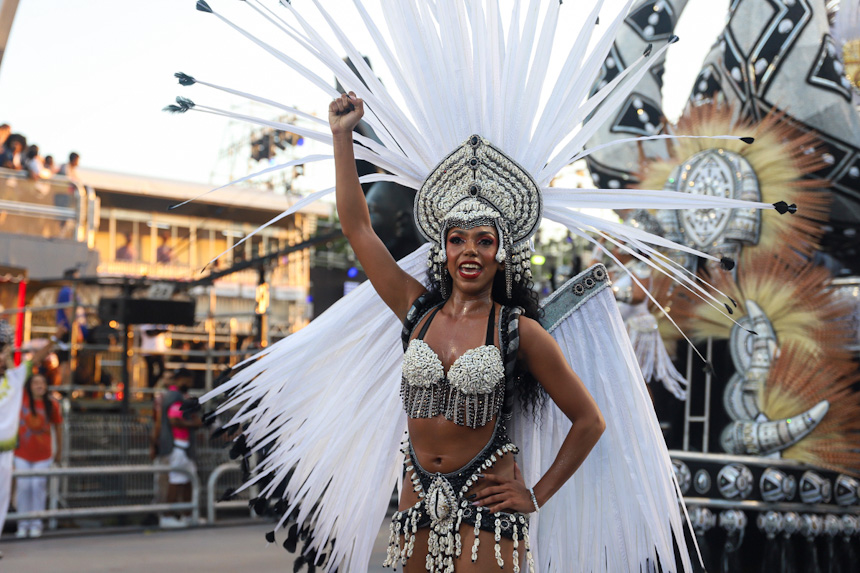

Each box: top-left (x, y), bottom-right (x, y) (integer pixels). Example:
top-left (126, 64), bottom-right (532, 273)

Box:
top-left (204, 252), bottom-right (694, 572)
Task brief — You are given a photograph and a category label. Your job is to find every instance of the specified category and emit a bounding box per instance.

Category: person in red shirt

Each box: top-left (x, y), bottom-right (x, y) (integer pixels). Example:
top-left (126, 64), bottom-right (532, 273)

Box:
top-left (14, 373), bottom-right (62, 538)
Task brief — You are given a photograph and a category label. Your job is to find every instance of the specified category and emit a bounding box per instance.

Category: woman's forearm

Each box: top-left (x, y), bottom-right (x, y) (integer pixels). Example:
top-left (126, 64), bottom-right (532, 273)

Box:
top-left (532, 414), bottom-right (605, 508)
top-left (54, 424), bottom-right (63, 461)
top-left (333, 133), bottom-right (372, 240)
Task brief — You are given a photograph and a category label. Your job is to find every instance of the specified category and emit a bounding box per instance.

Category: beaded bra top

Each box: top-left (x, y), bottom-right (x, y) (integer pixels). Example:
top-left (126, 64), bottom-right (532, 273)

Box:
top-left (401, 304), bottom-right (505, 428)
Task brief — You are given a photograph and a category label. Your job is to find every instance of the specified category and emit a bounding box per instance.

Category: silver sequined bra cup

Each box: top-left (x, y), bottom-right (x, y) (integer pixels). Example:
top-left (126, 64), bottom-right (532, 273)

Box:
top-left (401, 305), bottom-right (505, 428)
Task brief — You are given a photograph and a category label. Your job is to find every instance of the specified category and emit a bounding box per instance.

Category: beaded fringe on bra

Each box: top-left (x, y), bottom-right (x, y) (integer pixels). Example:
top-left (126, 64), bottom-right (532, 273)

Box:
top-left (400, 377), bottom-right (506, 429)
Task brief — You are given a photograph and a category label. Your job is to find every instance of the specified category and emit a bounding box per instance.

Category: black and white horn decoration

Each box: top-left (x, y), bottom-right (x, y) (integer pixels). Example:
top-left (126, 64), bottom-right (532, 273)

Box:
top-left (824, 514), bottom-right (841, 538)
top-left (688, 506), bottom-right (716, 573)
top-left (801, 514), bottom-right (824, 540)
top-left (719, 510), bottom-right (747, 573)
top-left (759, 467), bottom-right (797, 502)
top-left (800, 471), bottom-right (833, 504)
top-left (839, 515), bottom-right (859, 573)
top-left (693, 469), bottom-right (711, 495)
top-left (757, 510), bottom-right (783, 539)
top-left (800, 514), bottom-right (824, 573)
top-left (689, 506), bottom-right (716, 535)
top-left (834, 474), bottom-right (860, 506)
top-left (823, 515), bottom-right (842, 573)
top-left (782, 512), bottom-right (801, 538)
top-left (724, 301), bottom-right (777, 422)
top-left (757, 511), bottom-right (783, 572)
top-left (717, 463), bottom-right (754, 500)
top-left (781, 512), bottom-right (801, 573)
top-left (719, 509), bottom-right (747, 534)
top-left (840, 514), bottom-right (859, 539)
top-left (672, 459), bottom-right (691, 494)
top-left (720, 400), bottom-right (830, 457)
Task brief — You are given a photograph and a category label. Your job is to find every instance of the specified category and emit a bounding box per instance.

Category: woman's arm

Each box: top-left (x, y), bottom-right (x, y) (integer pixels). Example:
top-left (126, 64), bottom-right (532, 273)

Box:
top-left (474, 317), bottom-right (605, 513)
top-left (53, 418), bottom-right (63, 463)
top-left (329, 92), bottom-right (425, 320)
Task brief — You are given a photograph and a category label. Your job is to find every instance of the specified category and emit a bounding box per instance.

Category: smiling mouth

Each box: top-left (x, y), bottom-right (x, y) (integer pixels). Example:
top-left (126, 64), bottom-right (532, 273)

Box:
top-left (458, 262), bottom-right (482, 278)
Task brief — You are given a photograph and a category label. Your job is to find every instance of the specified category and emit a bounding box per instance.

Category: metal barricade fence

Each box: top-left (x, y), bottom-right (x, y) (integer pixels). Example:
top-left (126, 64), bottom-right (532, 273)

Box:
top-left (207, 463), bottom-right (256, 523)
top-left (58, 413), bottom-right (244, 521)
top-left (7, 465), bottom-right (199, 526)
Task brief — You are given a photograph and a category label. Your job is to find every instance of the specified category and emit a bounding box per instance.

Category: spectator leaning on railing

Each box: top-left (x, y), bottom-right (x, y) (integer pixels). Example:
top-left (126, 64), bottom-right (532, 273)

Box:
top-left (0, 135), bottom-right (24, 170)
top-left (58, 152), bottom-right (80, 182)
top-left (0, 124), bottom-right (10, 151)
top-left (43, 155), bottom-right (58, 176)
top-left (24, 145), bottom-right (51, 181)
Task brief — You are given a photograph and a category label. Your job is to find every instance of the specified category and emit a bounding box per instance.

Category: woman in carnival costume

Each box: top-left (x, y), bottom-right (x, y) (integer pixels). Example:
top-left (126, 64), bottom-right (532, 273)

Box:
top-left (332, 91), bottom-right (605, 572)
top-left (180, 1), bottom-right (795, 570)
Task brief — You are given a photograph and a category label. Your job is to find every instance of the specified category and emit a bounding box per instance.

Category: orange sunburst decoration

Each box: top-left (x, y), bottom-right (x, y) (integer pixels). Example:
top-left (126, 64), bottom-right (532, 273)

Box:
top-left (649, 252), bottom-right (859, 474)
top-left (638, 103), bottom-right (830, 265)
top-left (660, 254), bottom-right (853, 363)
top-left (761, 344), bottom-right (860, 475)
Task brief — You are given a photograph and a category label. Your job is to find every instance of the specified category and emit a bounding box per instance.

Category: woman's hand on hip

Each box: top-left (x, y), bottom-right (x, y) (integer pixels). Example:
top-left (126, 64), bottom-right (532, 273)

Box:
top-left (471, 463), bottom-right (536, 514)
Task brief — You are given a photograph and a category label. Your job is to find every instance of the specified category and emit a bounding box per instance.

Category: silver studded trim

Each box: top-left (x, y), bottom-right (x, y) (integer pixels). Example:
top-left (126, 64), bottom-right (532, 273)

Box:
top-left (540, 263), bottom-right (612, 333)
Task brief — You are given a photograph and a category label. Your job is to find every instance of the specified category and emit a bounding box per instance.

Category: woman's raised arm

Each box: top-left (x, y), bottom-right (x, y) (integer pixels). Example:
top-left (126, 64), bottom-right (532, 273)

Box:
top-left (329, 92), bottom-right (425, 320)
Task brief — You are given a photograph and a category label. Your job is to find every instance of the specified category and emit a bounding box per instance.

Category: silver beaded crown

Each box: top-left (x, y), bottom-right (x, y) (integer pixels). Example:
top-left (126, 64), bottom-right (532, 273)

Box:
top-left (415, 134), bottom-right (542, 249)
top-left (416, 135), bottom-right (542, 298)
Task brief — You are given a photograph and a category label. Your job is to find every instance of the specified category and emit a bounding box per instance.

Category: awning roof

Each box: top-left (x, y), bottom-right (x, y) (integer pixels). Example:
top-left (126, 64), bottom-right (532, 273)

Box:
top-left (77, 168), bottom-right (331, 217)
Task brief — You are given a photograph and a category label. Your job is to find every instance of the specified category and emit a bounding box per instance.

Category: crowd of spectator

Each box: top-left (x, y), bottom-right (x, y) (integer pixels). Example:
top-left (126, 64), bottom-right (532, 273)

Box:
top-left (0, 122), bottom-right (80, 182)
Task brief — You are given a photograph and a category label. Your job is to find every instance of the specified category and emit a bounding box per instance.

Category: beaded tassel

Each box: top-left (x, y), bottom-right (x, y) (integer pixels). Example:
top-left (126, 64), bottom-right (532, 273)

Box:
top-left (523, 519), bottom-right (535, 573)
top-left (401, 508), bottom-right (412, 566)
top-left (455, 510), bottom-right (464, 557)
top-left (512, 523), bottom-right (520, 573)
top-left (407, 508), bottom-right (418, 559)
top-left (494, 517), bottom-right (504, 568)
top-left (472, 508), bottom-right (482, 562)
top-left (383, 516), bottom-right (403, 568)
top-left (383, 513), bottom-right (399, 567)
top-left (428, 528), bottom-right (439, 568)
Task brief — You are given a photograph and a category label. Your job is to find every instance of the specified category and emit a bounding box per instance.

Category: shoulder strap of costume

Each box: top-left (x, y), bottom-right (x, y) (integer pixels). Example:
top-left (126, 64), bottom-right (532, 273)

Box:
top-left (485, 304), bottom-right (496, 346)
top-left (416, 306), bottom-right (443, 341)
top-left (500, 305), bottom-right (523, 419)
top-left (401, 292), bottom-right (440, 350)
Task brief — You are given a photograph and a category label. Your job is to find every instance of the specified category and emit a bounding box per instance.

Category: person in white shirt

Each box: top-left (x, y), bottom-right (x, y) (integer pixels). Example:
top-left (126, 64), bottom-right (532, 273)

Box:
top-left (139, 325), bottom-right (168, 388)
top-left (0, 322), bottom-right (61, 545)
top-left (58, 152), bottom-right (80, 182)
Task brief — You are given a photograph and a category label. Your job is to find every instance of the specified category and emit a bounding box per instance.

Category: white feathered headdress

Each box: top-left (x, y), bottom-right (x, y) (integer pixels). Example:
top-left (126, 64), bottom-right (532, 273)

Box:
top-left (170, 1), bottom-right (800, 571)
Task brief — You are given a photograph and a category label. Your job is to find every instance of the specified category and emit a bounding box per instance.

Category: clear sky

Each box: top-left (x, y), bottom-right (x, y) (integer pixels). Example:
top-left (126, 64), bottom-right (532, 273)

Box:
top-left (0, 0), bottom-right (728, 186)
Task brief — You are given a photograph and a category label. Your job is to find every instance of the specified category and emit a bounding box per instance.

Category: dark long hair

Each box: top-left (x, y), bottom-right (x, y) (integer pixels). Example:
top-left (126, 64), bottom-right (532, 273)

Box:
top-left (24, 374), bottom-right (58, 424)
top-left (425, 266), bottom-right (547, 416)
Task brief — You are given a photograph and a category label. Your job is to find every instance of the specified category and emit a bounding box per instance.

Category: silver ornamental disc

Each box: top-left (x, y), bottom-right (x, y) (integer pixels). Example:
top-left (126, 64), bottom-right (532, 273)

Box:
top-left (668, 149), bottom-right (761, 250)
top-left (426, 475), bottom-right (457, 525)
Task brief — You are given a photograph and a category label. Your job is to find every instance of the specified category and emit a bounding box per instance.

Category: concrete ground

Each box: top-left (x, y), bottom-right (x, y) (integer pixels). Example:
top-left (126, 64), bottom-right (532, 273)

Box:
top-left (0, 521), bottom-right (391, 572)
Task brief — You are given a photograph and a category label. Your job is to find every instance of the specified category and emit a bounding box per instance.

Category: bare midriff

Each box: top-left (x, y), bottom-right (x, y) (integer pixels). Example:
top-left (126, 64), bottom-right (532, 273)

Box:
top-left (399, 415), bottom-right (515, 511)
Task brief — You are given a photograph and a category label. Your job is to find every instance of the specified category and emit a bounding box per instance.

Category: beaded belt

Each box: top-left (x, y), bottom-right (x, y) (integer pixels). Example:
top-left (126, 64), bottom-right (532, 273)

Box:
top-left (383, 422), bottom-right (535, 572)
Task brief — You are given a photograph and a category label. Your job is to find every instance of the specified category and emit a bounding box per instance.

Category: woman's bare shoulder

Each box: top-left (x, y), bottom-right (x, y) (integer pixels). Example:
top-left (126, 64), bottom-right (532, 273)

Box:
top-left (516, 315), bottom-right (560, 356)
